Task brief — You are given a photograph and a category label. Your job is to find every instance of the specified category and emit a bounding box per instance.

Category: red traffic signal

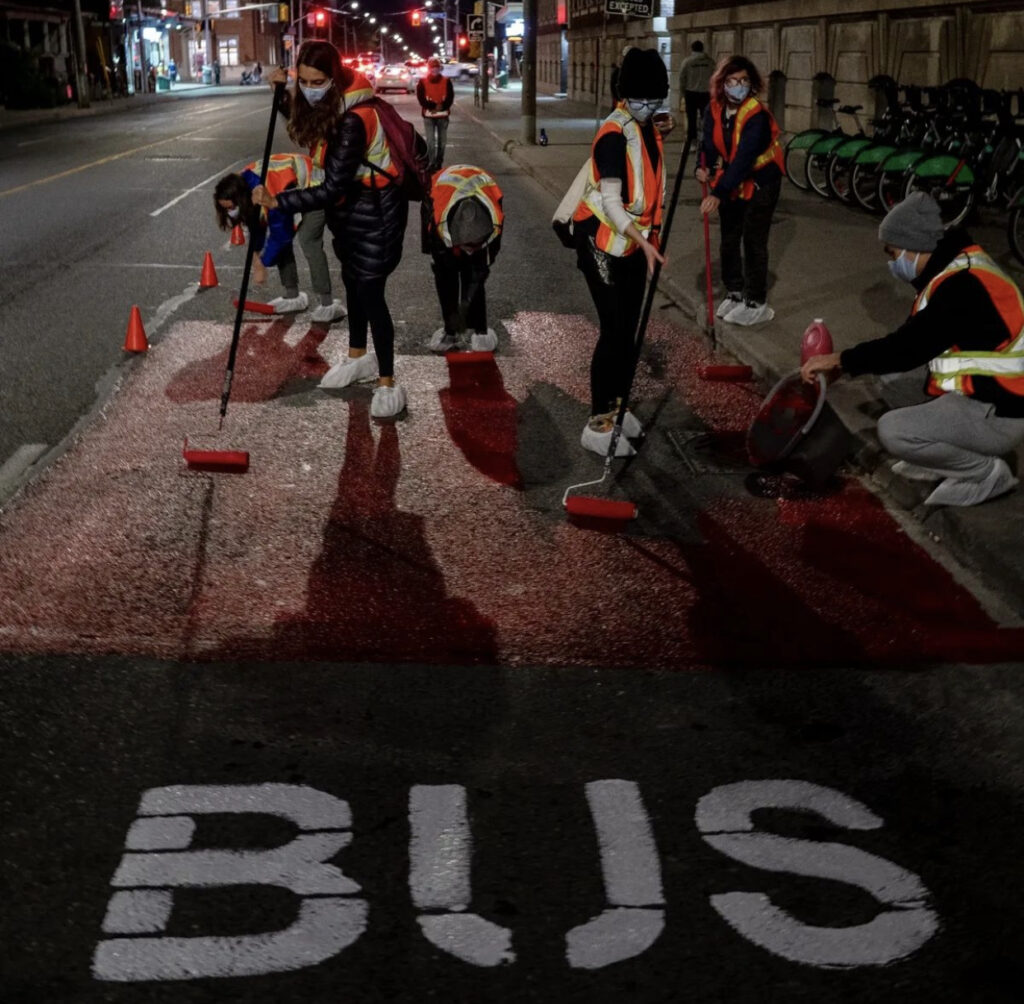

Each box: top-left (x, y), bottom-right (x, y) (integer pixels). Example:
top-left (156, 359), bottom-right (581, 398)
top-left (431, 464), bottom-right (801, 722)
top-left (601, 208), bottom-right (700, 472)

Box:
top-left (458, 33), bottom-right (468, 47)
top-left (411, 9), bottom-right (421, 25)
top-left (308, 7), bottom-right (327, 28)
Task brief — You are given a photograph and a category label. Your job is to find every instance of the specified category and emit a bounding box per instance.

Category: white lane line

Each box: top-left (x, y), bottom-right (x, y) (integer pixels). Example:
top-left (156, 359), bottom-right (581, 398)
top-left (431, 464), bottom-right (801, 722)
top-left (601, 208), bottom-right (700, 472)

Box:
top-left (0, 444), bottom-right (49, 498)
top-left (146, 284), bottom-right (202, 339)
top-left (17, 138), bottom-right (47, 147)
top-left (150, 161), bottom-right (244, 218)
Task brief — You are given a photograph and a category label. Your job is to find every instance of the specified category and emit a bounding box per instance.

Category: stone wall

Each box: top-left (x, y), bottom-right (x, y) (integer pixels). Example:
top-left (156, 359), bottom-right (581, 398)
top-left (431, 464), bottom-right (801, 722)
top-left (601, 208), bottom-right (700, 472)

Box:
top-left (560, 0), bottom-right (1024, 133)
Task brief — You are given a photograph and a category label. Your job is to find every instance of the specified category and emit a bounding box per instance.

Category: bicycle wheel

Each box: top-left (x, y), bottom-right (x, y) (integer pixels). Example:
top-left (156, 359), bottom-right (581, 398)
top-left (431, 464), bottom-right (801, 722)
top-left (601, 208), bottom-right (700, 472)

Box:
top-left (805, 151), bottom-right (833, 198)
top-left (784, 131), bottom-right (826, 191)
top-left (1010, 202), bottom-right (1024, 266)
top-left (904, 173), bottom-right (976, 227)
top-left (876, 167), bottom-right (907, 211)
top-left (850, 161), bottom-right (881, 211)
top-left (826, 155), bottom-right (855, 202)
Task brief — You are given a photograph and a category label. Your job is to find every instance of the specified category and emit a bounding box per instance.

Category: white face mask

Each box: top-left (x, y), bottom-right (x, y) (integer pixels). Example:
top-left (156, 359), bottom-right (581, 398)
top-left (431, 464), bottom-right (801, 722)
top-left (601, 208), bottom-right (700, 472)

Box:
top-left (226, 207), bottom-right (241, 221)
top-left (888, 250), bottom-right (920, 283)
top-left (724, 82), bottom-right (751, 103)
top-left (300, 81), bottom-right (332, 105)
top-left (625, 98), bottom-right (660, 123)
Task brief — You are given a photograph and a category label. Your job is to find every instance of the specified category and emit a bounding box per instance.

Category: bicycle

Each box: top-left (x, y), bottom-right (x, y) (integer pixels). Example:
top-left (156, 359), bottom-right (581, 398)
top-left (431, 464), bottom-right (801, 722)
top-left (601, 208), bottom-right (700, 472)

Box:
top-left (783, 98), bottom-right (851, 192)
top-left (804, 103), bottom-right (867, 198)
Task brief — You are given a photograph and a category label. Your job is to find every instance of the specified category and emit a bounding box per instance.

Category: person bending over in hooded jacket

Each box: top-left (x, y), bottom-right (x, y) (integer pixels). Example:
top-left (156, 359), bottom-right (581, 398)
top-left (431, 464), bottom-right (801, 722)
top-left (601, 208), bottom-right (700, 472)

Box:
top-left (571, 47), bottom-right (675, 457)
top-left (424, 164), bottom-right (504, 354)
top-left (214, 153), bottom-right (343, 319)
top-left (255, 40), bottom-right (408, 418)
top-left (802, 192), bottom-right (1024, 507)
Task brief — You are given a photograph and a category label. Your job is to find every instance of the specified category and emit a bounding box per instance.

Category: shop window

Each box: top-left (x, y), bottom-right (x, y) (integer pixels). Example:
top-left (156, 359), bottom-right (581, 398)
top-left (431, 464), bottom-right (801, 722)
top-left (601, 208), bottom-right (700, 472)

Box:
top-left (219, 38), bottom-right (239, 66)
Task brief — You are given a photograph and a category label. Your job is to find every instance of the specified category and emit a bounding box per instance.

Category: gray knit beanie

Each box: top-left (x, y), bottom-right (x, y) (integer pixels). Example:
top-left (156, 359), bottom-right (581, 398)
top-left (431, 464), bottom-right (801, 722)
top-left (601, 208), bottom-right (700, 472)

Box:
top-left (878, 192), bottom-right (944, 252)
top-left (447, 197), bottom-right (493, 247)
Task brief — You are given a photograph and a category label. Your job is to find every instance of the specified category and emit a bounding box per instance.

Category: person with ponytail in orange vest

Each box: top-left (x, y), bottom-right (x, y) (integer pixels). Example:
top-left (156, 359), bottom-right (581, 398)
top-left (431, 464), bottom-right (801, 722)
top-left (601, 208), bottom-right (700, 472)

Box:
top-left (696, 55), bottom-right (784, 327)
top-left (571, 48), bottom-right (674, 457)
top-left (424, 164), bottom-right (504, 353)
top-left (801, 192), bottom-right (1024, 507)
top-left (255, 41), bottom-right (409, 419)
top-left (416, 57), bottom-right (454, 172)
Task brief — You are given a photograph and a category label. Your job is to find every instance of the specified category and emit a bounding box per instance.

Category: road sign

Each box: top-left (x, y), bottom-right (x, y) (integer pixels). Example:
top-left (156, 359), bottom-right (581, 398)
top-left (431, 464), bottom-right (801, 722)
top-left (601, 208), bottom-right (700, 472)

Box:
top-left (484, 3), bottom-right (495, 36)
top-left (604, 0), bottom-right (653, 15)
top-left (467, 14), bottom-right (483, 42)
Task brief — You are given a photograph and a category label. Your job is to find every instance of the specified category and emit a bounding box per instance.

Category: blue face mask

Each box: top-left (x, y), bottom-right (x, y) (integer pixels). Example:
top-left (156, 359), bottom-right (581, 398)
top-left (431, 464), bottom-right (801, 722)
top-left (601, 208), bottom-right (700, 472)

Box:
top-left (625, 98), bottom-right (660, 123)
top-left (300, 81), bottom-right (332, 105)
top-left (724, 82), bottom-right (750, 103)
top-left (888, 250), bottom-right (920, 282)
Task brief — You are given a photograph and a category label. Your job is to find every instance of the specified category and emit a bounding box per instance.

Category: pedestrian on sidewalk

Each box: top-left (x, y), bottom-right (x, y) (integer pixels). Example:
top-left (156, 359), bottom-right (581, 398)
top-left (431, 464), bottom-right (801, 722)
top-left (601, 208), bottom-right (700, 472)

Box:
top-left (677, 41), bottom-right (713, 142)
top-left (696, 54), bottom-right (784, 327)
top-left (571, 47), bottom-right (674, 457)
top-left (424, 164), bottom-right (504, 353)
top-left (801, 192), bottom-right (1024, 507)
top-left (417, 58), bottom-right (454, 172)
top-left (255, 40), bottom-right (410, 418)
top-left (214, 153), bottom-right (344, 320)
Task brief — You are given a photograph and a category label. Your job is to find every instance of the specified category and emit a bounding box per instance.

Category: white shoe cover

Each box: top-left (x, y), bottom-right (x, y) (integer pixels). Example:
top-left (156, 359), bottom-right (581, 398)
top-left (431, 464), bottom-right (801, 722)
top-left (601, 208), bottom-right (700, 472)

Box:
top-left (428, 327), bottom-right (460, 353)
top-left (370, 384), bottom-right (407, 418)
top-left (580, 422), bottom-right (636, 458)
top-left (716, 294), bottom-right (743, 319)
top-left (270, 292), bottom-right (309, 314)
top-left (318, 352), bottom-right (378, 389)
top-left (725, 300), bottom-right (774, 326)
top-left (310, 299), bottom-right (346, 323)
top-left (892, 460), bottom-right (943, 483)
top-left (925, 457), bottom-right (1017, 507)
top-left (470, 329), bottom-right (499, 352)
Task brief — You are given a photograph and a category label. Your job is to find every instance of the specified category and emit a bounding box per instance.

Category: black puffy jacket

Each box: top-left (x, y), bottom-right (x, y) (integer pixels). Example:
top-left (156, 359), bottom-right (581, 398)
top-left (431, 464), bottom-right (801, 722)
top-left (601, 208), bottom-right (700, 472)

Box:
top-left (274, 104), bottom-right (408, 282)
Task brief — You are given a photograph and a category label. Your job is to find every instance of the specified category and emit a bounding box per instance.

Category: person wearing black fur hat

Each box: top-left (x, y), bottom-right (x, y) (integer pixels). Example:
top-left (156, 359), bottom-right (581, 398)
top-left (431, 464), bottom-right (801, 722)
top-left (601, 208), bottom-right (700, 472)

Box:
top-left (696, 54), bottom-right (784, 327)
top-left (571, 47), bottom-right (675, 456)
top-left (801, 192), bottom-right (1024, 507)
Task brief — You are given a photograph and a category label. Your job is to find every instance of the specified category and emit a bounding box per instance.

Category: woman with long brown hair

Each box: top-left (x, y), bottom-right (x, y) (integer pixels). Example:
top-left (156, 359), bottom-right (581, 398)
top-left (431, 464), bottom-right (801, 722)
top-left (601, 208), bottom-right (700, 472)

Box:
top-left (257, 41), bottom-right (409, 418)
top-left (696, 54), bottom-right (784, 327)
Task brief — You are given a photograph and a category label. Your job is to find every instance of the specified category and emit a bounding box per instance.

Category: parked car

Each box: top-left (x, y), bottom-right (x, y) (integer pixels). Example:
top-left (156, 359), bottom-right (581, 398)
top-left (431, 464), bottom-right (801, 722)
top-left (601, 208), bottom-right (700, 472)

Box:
top-left (440, 59), bottom-right (478, 80)
top-left (376, 64), bottom-right (415, 94)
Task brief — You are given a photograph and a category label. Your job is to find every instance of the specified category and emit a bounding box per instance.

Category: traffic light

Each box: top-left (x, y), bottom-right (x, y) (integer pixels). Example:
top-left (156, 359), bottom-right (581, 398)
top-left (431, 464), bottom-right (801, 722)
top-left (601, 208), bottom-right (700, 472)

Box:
top-left (308, 7), bottom-right (327, 30)
top-left (411, 9), bottom-right (421, 25)
top-left (458, 34), bottom-right (468, 48)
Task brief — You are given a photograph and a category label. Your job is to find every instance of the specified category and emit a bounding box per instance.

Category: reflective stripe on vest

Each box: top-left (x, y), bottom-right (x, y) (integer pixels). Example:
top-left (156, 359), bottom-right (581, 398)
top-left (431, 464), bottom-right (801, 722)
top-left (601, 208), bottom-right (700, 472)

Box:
top-left (311, 140), bottom-right (327, 185)
top-left (917, 246), bottom-right (1024, 397)
top-left (350, 104), bottom-right (395, 188)
top-left (571, 105), bottom-right (664, 257)
top-left (421, 75), bottom-right (450, 115)
top-left (710, 97), bottom-right (784, 200)
top-left (246, 153), bottom-right (314, 197)
top-left (432, 164), bottom-right (504, 246)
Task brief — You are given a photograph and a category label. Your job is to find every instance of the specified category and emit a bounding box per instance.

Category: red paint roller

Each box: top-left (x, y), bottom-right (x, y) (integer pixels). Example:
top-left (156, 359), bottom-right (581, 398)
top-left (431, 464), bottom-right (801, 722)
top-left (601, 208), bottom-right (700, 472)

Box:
top-left (232, 297), bottom-right (276, 315)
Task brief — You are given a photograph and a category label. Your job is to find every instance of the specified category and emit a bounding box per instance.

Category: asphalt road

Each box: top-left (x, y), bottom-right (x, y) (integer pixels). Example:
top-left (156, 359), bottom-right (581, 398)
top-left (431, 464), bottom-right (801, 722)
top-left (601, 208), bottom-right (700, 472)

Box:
top-left (1, 88), bottom-right (1023, 1002)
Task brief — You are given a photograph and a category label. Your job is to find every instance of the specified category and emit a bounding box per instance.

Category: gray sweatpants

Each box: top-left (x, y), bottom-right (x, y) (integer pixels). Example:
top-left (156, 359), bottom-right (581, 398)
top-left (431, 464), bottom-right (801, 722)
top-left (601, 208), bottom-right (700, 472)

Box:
top-left (877, 393), bottom-right (1024, 480)
top-left (277, 209), bottom-right (332, 297)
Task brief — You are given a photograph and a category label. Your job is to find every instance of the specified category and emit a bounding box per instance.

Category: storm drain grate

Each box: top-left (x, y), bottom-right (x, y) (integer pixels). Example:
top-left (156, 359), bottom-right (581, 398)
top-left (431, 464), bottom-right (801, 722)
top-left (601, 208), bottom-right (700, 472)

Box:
top-left (664, 429), bottom-right (753, 476)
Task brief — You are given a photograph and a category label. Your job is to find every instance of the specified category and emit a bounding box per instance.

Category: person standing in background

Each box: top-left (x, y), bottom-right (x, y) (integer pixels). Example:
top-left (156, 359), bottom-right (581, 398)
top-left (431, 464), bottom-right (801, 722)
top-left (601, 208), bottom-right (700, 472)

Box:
top-left (417, 58), bottom-right (454, 172)
top-left (678, 41), bottom-right (714, 142)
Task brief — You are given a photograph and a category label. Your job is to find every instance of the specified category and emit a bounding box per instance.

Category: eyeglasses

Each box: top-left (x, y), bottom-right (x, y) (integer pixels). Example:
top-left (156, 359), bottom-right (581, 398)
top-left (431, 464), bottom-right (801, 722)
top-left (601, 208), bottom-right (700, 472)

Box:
top-left (724, 75), bottom-right (750, 87)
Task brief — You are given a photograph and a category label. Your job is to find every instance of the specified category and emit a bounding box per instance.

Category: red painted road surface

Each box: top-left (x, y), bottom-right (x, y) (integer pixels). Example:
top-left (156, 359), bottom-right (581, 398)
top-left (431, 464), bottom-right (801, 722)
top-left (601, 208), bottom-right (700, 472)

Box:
top-left (0, 312), bottom-right (1021, 668)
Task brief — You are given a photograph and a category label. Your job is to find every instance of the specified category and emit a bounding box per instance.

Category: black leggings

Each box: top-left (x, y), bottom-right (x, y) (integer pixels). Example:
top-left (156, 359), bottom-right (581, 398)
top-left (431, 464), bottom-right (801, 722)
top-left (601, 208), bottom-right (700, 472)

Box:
top-left (432, 248), bottom-right (489, 334)
top-left (717, 176), bottom-right (780, 304)
top-left (342, 269), bottom-right (395, 379)
top-left (576, 235), bottom-right (648, 416)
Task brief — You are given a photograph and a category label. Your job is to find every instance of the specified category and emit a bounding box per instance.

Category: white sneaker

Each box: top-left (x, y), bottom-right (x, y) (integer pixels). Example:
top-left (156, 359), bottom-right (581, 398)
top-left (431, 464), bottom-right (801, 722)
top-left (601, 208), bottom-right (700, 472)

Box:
top-left (580, 421), bottom-right (637, 458)
top-left (370, 383), bottom-right (407, 418)
top-left (924, 457), bottom-right (1018, 507)
top-left (428, 327), bottom-right (460, 353)
top-left (470, 329), bottom-right (499, 352)
top-left (725, 300), bottom-right (775, 326)
top-left (620, 410), bottom-right (643, 438)
top-left (892, 460), bottom-right (943, 483)
top-left (716, 293), bottom-right (743, 319)
top-left (270, 292), bottom-right (309, 314)
top-left (310, 299), bottom-right (345, 323)
top-left (318, 352), bottom-right (378, 389)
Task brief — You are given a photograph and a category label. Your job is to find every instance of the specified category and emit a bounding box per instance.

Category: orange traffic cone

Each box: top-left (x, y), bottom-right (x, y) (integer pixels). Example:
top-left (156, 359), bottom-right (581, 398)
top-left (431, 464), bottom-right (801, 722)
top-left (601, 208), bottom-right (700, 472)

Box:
top-left (199, 251), bottom-right (219, 289)
top-left (123, 305), bottom-right (149, 352)
top-left (230, 224), bottom-right (246, 246)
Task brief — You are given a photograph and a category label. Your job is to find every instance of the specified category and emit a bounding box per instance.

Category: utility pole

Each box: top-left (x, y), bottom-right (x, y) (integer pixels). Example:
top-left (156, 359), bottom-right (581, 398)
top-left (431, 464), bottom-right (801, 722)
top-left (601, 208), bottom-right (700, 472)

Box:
top-left (71, 0), bottom-right (90, 108)
top-left (137, 0), bottom-right (149, 92)
top-left (522, 0), bottom-right (536, 143)
top-left (201, 0), bottom-right (213, 81)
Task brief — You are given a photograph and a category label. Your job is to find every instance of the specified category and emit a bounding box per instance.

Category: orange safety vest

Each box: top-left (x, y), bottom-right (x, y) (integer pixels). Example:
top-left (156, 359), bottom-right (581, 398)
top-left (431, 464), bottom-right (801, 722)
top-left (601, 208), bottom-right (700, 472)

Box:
top-left (335, 72), bottom-right (394, 189)
top-left (572, 104), bottom-right (664, 257)
top-left (915, 245), bottom-right (1024, 398)
top-left (431, 164), bottom-right (504, 247)
top-left (421, 74), bottom-right (450, 117)
top-left (710, 96), bottom-right (784, 200)
top-left (244, 153), bottom-right (313, 227)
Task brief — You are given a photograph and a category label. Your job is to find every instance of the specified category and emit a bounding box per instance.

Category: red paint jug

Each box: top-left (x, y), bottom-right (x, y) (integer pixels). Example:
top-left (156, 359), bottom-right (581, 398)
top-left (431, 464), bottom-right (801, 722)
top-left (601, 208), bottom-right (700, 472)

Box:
top-left (800, 318), bottom-right (833, 365)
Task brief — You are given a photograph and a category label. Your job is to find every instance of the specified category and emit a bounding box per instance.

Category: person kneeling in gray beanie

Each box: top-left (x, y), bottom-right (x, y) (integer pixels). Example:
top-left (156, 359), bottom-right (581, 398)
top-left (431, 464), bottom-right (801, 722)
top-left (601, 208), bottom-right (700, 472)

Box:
top-left (800, 192), bottom-right (1024, 507)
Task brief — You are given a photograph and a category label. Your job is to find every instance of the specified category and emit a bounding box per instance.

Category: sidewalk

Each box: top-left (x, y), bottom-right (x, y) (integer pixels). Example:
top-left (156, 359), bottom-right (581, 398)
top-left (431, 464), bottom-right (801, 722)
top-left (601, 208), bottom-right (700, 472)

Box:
top-left (461, 82), bottom-right (1024, 618)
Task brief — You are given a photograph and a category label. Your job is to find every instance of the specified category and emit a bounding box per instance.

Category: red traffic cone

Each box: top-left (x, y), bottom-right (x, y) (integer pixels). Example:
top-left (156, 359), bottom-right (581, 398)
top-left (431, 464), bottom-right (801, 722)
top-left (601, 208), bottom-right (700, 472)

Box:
top-left (123, 305), bottom-right (149, 352)
top-left (230, 224), bottom-right (246, 246)
top-left (199, 251), bottom-right (219, 289)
